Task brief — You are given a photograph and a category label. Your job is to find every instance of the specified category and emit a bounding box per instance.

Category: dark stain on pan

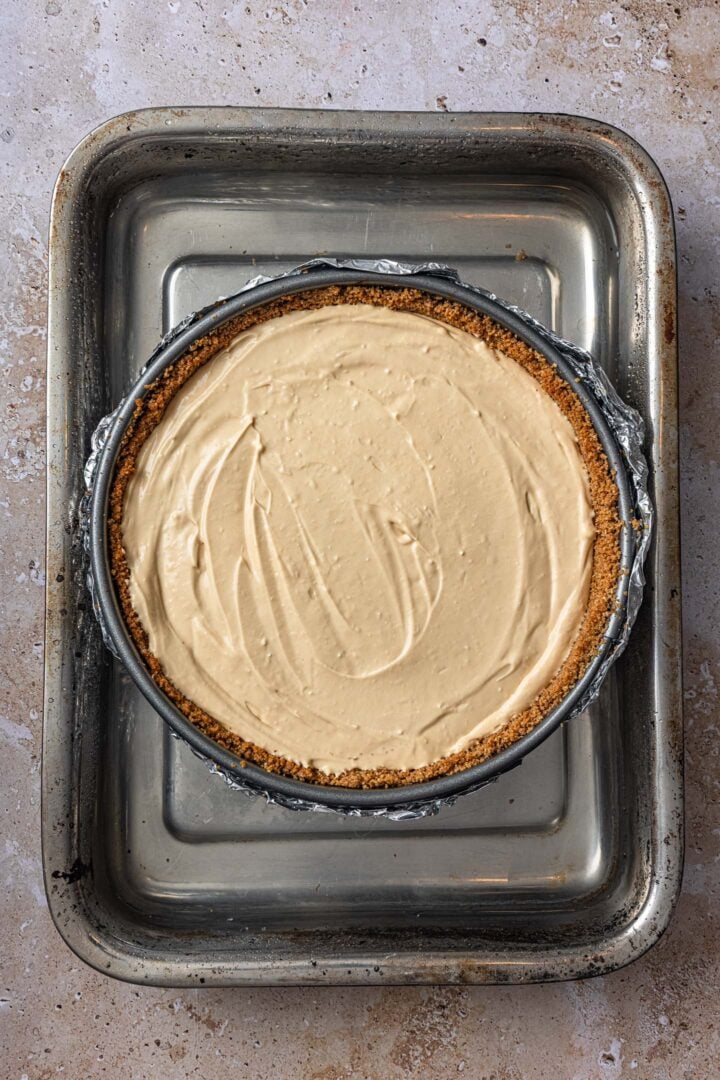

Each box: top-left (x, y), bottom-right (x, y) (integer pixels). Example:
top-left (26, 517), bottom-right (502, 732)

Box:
top-left (664, 303), bottom-right (676, 346)
top-left (51, 857), bottom-right (91, 884)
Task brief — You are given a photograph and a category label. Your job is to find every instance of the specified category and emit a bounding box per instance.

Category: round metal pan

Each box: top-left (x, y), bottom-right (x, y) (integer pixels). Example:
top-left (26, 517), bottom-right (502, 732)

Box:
top-left (89, 267), bottom-right (636, 814)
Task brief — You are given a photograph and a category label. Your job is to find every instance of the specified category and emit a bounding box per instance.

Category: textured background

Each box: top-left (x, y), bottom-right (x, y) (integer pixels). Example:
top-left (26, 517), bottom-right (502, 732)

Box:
top-left (1, 1), bottom-right (718, 1077)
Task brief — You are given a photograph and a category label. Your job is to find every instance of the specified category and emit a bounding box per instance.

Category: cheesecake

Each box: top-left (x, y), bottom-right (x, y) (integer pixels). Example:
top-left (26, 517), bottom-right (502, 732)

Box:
top-left (109, 285), bottom-right (621, 788)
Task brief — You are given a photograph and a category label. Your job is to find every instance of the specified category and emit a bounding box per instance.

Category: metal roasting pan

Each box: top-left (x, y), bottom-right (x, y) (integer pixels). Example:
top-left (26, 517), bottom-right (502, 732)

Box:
top-left (43, 109), bottom-right (682, 985)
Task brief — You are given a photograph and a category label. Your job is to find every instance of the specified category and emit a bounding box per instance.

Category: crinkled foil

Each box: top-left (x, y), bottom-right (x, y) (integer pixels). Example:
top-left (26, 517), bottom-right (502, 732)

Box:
top-left (82, 259), bottom-right (652, 820)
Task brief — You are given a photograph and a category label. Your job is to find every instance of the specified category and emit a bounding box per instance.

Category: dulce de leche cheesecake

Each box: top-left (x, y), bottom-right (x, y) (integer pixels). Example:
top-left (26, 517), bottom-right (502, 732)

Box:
top-left (109, 286), bottom-right (620, 788)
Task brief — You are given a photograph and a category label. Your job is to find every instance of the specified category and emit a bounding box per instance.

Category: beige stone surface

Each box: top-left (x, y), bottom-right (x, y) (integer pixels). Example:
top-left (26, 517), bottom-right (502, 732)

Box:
top-left (1, 1), bottom-right (717, 1077)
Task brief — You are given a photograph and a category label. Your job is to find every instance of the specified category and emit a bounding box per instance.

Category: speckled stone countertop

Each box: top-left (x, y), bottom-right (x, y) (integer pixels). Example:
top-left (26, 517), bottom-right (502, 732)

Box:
top-left (1, 2), bottom-right (718, 1077)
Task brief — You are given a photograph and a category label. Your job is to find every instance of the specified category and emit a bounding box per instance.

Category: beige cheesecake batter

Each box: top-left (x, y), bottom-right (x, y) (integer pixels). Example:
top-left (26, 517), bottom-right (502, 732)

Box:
top-left (122, 304), bottom-right (594, 774)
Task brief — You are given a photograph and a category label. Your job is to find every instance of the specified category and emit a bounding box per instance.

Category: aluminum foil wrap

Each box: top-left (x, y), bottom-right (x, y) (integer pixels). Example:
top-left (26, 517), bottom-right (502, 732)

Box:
top-left (82, 258), bottom-right (652, 820)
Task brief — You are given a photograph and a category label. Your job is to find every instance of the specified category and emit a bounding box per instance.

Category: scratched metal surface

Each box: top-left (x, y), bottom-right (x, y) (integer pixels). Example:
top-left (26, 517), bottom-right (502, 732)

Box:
top-left (43, 109), bottom-right (682, 985)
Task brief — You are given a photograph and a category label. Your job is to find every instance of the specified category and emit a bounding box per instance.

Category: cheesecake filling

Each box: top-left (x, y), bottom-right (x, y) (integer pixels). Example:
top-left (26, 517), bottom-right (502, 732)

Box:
top-left (122, 304), bottom-right (595, 773)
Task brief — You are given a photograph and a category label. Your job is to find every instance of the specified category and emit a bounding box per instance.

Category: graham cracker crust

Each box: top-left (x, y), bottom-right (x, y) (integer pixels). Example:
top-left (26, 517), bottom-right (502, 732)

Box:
top-left (108, 285), bottom-right (622, 789)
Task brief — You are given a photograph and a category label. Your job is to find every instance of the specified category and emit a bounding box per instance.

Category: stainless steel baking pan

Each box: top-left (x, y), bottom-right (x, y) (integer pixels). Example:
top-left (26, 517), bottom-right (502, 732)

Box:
top-left (43, 109), bottom-right (682, 984)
